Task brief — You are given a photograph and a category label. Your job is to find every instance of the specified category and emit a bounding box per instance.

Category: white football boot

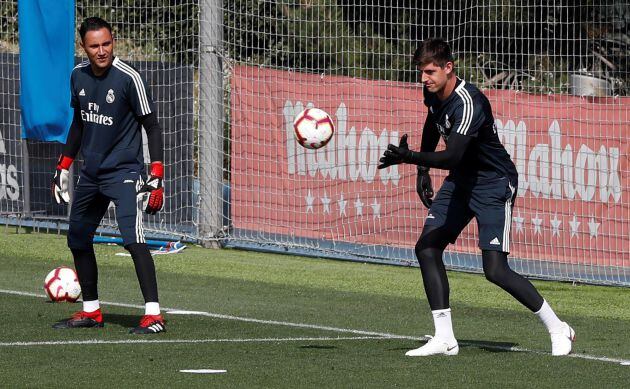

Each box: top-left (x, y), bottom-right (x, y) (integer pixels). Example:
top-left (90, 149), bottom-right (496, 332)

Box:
top-left (550, 322), bottom-right (575, 356)
top-left (405, 336), bottom-right (459, 357)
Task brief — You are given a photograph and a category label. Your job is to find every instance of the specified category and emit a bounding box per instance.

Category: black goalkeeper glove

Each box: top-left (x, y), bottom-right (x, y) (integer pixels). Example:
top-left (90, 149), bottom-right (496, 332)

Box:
top-left (377, 134), bottom-right (412, 169)
top-left (416, 166), bottom-right (434, 209)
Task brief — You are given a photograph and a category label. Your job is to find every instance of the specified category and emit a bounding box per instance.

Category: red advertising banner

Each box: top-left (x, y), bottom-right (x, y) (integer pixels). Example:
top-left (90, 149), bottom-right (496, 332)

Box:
top-left (231, 65), bottom-right (629, 267)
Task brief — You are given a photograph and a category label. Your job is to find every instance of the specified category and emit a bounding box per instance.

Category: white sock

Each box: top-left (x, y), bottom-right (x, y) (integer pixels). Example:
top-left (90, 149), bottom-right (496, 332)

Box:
top-left (83, 300), bottom-right (100, 313)
top-left (432, 308), bottom-right (456, 341)
top-left (145, 302), bottom-right (161, 315)
top-left (535, 300), bottom-right (564, 333)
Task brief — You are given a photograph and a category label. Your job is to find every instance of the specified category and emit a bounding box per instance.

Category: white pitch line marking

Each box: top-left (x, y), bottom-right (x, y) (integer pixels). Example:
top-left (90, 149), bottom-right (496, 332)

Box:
top-left (0, 336), bottom-right (388, 347)
top-left (180, 369), bottom-right (226, 374)
top-left (0, 289), bottom-right (419, 340)
top-left (2, 289), bottom-right (629, 366)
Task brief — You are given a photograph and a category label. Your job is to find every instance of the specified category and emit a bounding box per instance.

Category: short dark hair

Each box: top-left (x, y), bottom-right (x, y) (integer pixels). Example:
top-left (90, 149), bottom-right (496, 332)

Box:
top-left (413, 38), bottom-right (454, 68)
top-left (78, 17), bottom-right (112, 41)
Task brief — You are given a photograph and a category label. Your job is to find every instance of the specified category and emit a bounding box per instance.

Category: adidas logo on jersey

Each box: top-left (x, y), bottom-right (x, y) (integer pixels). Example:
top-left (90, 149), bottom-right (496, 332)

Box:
top-left (490, 237), bottom-right (501, 245)
top-left (79, 89), bottom-right (86, 96)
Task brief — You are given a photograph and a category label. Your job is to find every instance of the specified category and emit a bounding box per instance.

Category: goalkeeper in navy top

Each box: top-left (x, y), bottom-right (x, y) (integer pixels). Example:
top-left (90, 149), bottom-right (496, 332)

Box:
top-left (51, 17), bottom-right (165, 334)
top-left (378, 38), bottom-right (574, 356)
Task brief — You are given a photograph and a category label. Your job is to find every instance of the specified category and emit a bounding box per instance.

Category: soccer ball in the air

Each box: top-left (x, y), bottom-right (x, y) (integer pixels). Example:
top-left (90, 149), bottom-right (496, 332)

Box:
top-left (44, 266), bottom-right (81, 302)
top-left (293, 108), bottom-right (335, 149)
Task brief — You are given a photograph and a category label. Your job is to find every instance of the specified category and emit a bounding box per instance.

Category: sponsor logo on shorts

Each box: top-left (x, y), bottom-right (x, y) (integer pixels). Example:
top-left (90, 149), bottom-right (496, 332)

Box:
top-left (490, 237), bottom-right (501, 245)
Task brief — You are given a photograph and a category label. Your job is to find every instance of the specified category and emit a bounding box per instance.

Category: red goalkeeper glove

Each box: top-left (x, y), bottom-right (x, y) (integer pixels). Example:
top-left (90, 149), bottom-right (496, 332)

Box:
top-left (138, 161), bottom-right (164, 215)
top-left (52, 155), bottom-right (73, 204)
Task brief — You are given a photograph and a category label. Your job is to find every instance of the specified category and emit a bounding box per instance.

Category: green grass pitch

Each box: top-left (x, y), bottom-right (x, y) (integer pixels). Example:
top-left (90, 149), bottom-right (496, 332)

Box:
top-left (0, 229), bottom-right (628, 388)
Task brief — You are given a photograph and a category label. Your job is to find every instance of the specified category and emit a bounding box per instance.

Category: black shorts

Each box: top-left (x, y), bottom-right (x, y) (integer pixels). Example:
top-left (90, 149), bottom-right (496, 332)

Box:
top-left (422, 176), bottom-right (517, 253)
top-left (67, 172), bottom-right (146, 250)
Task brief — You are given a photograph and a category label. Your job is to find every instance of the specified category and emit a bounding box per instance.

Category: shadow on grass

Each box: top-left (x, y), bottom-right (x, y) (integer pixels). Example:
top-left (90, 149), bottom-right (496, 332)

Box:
top-left (102, 313), bottom-right (142, 328)
top-left (389, 339), bottom-right (518, 353)
top-left (50, 312), bottom-right (139, 329)
top-left (459, 339), bottom-right (518, 353)
top-left (47, 302), bottom-right (141, 329)
top-left (299, 345), bottom-right (337, 350)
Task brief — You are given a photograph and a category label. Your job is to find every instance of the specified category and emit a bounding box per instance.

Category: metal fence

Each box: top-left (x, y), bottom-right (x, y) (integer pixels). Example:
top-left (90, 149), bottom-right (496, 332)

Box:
top-left (1, 1), bottom-right (628, 285)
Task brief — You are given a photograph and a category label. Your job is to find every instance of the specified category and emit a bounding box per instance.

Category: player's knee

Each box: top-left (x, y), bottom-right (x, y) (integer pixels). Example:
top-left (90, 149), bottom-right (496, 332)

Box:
top-left (483, 260), bottom-right (510, 286)
top-left (415, 241), bottom-right (430, 261)
top-left (415, 229), bottom-right (448, 262)
top-left (483, 266), bottom-right (506, 285)
top-left (126, 242), bottom-right (150, 257)
top-left (415, 243), bottom-right (443, 265)
top-left (67, 224), bottom-right (95, 251)
top-left (482, 250), bottom-right (511, 286)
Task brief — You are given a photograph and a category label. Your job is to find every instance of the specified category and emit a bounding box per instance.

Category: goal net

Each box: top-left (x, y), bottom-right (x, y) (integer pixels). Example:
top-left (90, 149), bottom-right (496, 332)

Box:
top-left (224, 1), bottom-right (629, 285)
top-left (0, 0), bottom-right (199, 240)
top-left (1, 1), bottom-right (627, 286)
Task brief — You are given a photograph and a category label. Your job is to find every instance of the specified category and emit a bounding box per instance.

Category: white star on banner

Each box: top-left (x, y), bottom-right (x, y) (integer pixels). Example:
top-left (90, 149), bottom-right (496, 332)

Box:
top-left (370, 198), bottom-right (381, 219)
top-left (321, 191), bottom-right (331, 214)
top-left (305, 190), bottom-right (314, 213)
top-left (569, 215), bottom-right (581, 238)
top-left (532, 213), bottom-right (543, 235)
top-left (513, 211), bottom-right (524, 234)
top-left (550, 214), bottom-right (562, 236)
top-left (588, 217), bottom-right (601, 238)
top-left (337, 193), bottom-right (347, 216)
top-left (354, 196), bottom-right (364, 216)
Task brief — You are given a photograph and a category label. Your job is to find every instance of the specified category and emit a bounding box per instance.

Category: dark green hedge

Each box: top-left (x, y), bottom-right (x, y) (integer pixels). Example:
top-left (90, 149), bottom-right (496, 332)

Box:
top-left (224, 0), bottom-right (628, 94)
top-left (2, 1), bottom-right (626, 93)
top-left (75, 0), bottom-right (199, 65)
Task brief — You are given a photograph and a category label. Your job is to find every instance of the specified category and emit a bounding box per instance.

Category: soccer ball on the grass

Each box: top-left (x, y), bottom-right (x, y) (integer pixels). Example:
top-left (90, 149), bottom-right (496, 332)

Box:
top-left (293, 108), bottom-right (335, 149)
top-left (44, 266), bottom-right (81, 302)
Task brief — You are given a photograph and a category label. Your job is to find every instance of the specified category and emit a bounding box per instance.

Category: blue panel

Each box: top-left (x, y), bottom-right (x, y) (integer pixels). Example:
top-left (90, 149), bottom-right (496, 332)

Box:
top-left (18, 0), bottom-right (75, 142)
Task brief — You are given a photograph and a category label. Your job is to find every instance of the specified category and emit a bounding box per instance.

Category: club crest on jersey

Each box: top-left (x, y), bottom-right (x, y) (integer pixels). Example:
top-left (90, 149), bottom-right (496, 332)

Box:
top-left (106, 89), bottom-right (115, 103)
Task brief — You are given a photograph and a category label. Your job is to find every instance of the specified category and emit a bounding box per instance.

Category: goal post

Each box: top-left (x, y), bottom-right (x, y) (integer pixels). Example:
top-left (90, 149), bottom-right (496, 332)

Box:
top-left (198, 0), bottom-right (226, 247)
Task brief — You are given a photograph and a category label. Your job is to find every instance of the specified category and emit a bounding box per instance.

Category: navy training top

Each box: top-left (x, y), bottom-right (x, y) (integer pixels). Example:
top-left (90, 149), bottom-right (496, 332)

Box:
top-left (423, 78), bottom-right (518, 184)
top-left (70, 57), bottom-right (155, 180)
